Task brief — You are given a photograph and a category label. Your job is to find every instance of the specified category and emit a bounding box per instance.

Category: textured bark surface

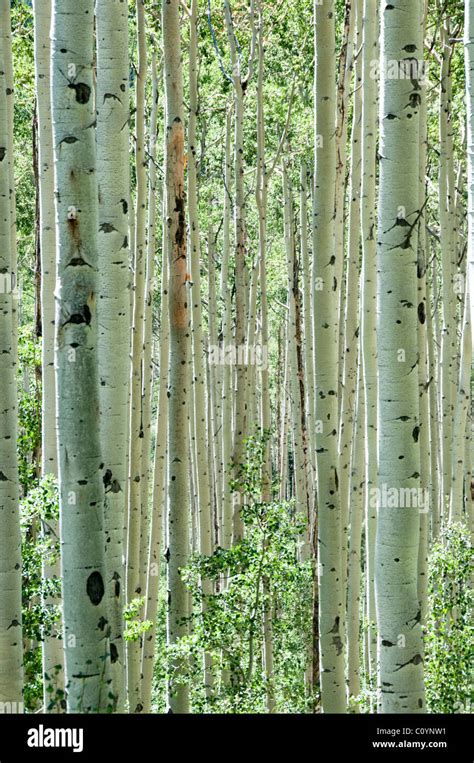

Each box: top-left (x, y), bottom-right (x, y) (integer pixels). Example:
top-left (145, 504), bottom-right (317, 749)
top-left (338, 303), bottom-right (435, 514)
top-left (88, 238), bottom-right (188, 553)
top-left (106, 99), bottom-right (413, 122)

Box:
top-left (163, 0), bottom-right (191, 715)
top-left (375, 0), bottom-right (425, 714)
top-left (0, 4), bottom-right (23, 706)
top-left (96, 0), bottom-right (130, 712)
top-left (52, 0), bottom-right (111, 712)
top-left (313, 0), bottom-right (346, 713)
top-left (32, 0), bottom-right (65, 709)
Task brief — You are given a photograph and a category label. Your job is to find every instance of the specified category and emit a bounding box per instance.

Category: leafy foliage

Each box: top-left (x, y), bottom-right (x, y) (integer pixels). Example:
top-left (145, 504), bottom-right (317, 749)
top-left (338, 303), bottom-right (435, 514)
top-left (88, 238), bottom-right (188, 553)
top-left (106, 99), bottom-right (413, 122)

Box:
top-left (425, 523), bottom-right (473, 713)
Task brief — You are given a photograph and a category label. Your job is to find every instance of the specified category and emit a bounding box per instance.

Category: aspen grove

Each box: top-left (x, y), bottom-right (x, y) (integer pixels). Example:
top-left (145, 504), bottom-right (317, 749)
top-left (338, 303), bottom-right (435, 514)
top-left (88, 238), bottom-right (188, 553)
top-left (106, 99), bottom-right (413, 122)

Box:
top-left (0, 0), bottom-right (471, 714)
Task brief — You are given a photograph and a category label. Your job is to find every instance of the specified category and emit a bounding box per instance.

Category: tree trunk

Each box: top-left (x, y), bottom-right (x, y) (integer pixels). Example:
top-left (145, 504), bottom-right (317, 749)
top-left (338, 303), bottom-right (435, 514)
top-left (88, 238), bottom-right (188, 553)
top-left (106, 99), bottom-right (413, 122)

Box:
top-left (51, 0), bottom-right (111, 712)
top-left (0, 3), bottom-right (23, 709)
top-left (163, 0), bottom-right (190, 714)
top-left (96, 0), bottom-right (130, 712)
top-left (32, 0), bottom-right (65, 710)
top-left (312, 0), bottom-right (346, 713)
top-left (375, 0), bottom-right (425, 713)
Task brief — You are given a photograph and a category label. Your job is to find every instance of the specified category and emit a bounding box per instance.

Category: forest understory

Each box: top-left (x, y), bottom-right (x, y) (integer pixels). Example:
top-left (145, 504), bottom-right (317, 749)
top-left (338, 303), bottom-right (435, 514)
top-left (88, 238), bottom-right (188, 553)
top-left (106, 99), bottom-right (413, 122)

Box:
top-left (0, 0), bottom-right (472, 715)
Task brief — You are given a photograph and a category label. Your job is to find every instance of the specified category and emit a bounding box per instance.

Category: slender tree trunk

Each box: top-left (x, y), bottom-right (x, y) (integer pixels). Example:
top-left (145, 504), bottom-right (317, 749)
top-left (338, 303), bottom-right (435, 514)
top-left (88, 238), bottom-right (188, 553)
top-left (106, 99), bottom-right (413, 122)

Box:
top-left (347, 354), bottom-right (365, 706)
top-left (312, 0), bottom-right (346, 713)
top-left (52, 0), bottom-right (111, 712)
top-left (283, 164), bottom-right (310, 560)
top-left (375, 0), bottom-right (425, 713)
top-left (223, 0), bottom-right (256, 543)
top-left (360, 0), bottom-right (378, 687)
top-left (188, 0), bottom-right (213, 700)
top-left (0, 5), bottom-right (23, 709)
top-left (141, 211), bottom-right (170, 714)
top-left (468, 1), bottom-right (474, 319)
top-left (126, 0), bottom-right (147, 712)
top-left (96, 0), bottom-right (130, 712)
top-left (220, 109), bottom-right (234, 550)
top-left (33, 0), bottom-right (65, 710)
top-left (438, 34), bottom-right (457, 506)
top-left (339, 0), bottom-right (362, 578)
top-left (163, 0), bottom-right (190, 714)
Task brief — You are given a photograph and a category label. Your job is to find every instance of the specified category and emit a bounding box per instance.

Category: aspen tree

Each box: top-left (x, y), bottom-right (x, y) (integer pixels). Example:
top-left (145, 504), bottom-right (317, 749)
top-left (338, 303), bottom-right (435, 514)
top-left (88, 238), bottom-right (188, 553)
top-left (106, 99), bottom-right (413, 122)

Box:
top-left (438, 29), bottom-right (457, 505)
top-left (32, 0), bottom-right (64, 709)
top-left (347, 357), bottom-right (365, 706)
top-left (96, 0), bottom-right (130, 712)
top-left (51, 0), bottom-right (112, 712)
top-left (449, 283), bottom-right (472, 522)
top-left (360, 0), bottom-right (378, 683)
top-left (426, 252), bottom-right (441, 539)
top-left (416, 4), bottom-right (429, 622)
top-left (0, 0), bottom-right (16, 286)
top-left (139, 52), bottom-right (160, 631)
top-left (312, 0), bottom-right (346, 713)
top-left (207, 231), bottom-right (221, 539)
top-left (467, 0), bottom-right (474, 323)
top-left (335, 2), bottom-right (356, 379)
top-left (375, 0), bottom-right (425, 713)
top-left (220, 109), bottom-right (233, 549)
top-left (300, 164), bottom-right (316, 504)
top-left (0, 5), bottom-right (23, 708)
top-left (126, 0), bottom-right (147, 712)
top-left (188, 0), bottom-right (213, 698)
top-left (141, 216), bottom-right (170, 714)
top-left (464, 0), bottom-right (474, 526)
top-left (163, 0), bottom-right (191, 714)
top-left (339, 0), bottom-right (362, 576)
top-left (283, 164), bottom-right (310, 560)
top-left (222, 0), bottom-right (257, 542)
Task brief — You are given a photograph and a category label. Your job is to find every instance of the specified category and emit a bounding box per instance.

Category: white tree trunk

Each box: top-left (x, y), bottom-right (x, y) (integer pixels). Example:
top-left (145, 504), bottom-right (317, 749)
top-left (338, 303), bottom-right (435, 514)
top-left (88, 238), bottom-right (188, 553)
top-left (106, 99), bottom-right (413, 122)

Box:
top-left (375, 0), bottom-right (425, 713)
top-left (32, 0), bottom-right (65, 710)
top-left (0, 6), bottom-right (23, 708)
top-left (163, 0), bottom-right (190, 714)
top-left (313, 0), bottom-right (346, 713)
top-left (96, 0), bottom-right (130, 711)
top-left (52, 0), bottom-right (111, 711)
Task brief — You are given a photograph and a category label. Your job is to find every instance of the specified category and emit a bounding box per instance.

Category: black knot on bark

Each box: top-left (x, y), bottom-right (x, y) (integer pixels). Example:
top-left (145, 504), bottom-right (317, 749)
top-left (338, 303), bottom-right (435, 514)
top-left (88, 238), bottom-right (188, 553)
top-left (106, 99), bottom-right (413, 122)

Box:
top-left (86, 571), bottom-right (105, 606)
top-left (68, 82), bottom-right (91, 104)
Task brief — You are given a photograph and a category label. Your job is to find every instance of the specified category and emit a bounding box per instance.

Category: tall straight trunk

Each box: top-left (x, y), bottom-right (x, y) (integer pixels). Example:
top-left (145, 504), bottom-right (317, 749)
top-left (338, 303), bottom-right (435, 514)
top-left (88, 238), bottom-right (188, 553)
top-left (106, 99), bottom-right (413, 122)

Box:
top-left (426, 252), bottom-right (441, 539)
top-left (339, 0), bottom-right (362, 577)
top-left (51, 0), bottom-right (111, 712)
top-left (449, 281), bottom-right (472, 522)
top-left (220, 108), bottom-right (233, 549)
top-left (139, 53), bottom-right (160, 643)
top-left (300, 164), bottom-right (315, 508)
top-left (375, 0), bottom-right (425, 713)
top-left (347, 352), bottom-right (365, 706)
top-left (96, 0), bottom-right (130, 712)
top-left (126, 0), bottom-right (147, 713)
top-left (335, 1), bottom-right (355, 386)
top-left (188, 0), bottom-right (213, 699)
top-left (0, 6), bottom-right (23, 708)
top-left (283, 164), bottom-right (310, 560)
top-left (223, 0), bottom-right (256, 543)
top-left (360, 0), bottom-right (378, 686)
top-left (207, 231), bottom-right (221, 543)
top-left (312, 0), bottom-right (346, 713)
top-left (417, 14), bottom-right (429, 623)
top-left (438, 34), bottom-right (457, 505)
top-left (141, 212), bottom-right (170, 713)
top-left (163, 0), bottom-right (190, 714)
top-left (467, 0), bottom-right (474, 325)
top-left (32, 0), bottom-right (65, 710)
top-left (465, 0), bottom-right (474, 525)
top-left (1, 0), bottom-right (16, 284)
